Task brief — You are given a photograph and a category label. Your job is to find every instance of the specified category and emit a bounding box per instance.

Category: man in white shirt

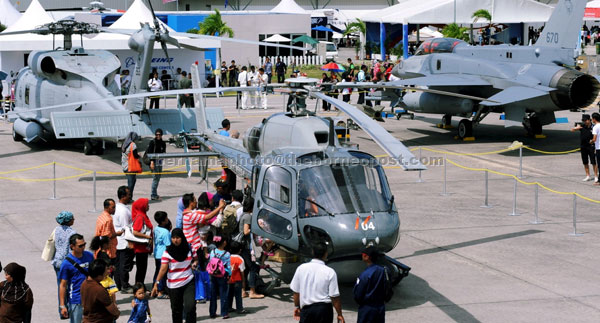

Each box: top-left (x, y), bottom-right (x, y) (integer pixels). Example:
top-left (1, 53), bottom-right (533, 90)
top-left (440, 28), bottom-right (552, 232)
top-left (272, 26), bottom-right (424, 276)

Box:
top-left (147, 72), bottom-right (163, 109)
top-left (238, 66), bottom-right (249, 110)
top-left (590, 113), bottom-right (600, 184)
top-left (249, 66), bottom-right (259, 109)
top-left (256, 68), bottom-right (269, 109)
top-left (113, 185), bottom-right (134, 293)
top-left (290, 243), bottom-right (345, 323)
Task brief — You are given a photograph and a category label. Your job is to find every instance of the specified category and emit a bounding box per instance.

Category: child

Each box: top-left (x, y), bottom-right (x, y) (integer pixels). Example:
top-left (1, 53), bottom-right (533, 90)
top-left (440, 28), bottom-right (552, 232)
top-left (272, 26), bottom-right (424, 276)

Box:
top-left (227, 242), bottom-right (248, 314)
top-left (209, 236), bottom-right (231, 319)
top-left (129, 282), bottom-right (151, 323)
top-left (152, 211), bottom-right (171, 299)
top-left (90, 236), bottom-right (118, 301)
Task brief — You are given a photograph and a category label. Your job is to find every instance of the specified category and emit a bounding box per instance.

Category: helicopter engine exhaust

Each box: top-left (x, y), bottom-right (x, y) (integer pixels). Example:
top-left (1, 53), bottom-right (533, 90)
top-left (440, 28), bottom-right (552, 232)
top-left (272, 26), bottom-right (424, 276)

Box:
top-left (548, 69), bottom-right (600, 109)
top-left (13, 118), bottom-right (44, 143)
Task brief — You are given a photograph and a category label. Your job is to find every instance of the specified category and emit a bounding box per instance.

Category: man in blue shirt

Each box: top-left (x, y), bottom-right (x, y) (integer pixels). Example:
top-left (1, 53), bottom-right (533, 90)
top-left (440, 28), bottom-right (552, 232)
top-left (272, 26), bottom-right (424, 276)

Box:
top-left (59, 234), bottom-right (95, 323)
top-left (353, 246), bottom-right (388, 323)
top-left (263, 57), bottom-right (273, 83)
top-left (219, 119), bottom-right (231, 137)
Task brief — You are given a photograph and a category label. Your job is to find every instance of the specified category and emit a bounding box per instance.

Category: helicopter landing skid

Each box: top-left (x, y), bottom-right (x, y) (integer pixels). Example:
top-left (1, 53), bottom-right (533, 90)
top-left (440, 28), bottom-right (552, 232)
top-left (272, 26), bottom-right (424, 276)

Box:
top-left (260, 263), bottom-right (283, 295)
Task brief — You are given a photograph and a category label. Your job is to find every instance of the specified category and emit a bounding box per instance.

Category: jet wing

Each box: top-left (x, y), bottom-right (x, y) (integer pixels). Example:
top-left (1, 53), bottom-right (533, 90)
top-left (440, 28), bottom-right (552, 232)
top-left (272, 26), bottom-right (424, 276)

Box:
top-left (384, 75), bottom-right (491, 87)
top-left (480, 86), bottom-right (549, 107)
top-left (312, 92), bottom-right (425, 171)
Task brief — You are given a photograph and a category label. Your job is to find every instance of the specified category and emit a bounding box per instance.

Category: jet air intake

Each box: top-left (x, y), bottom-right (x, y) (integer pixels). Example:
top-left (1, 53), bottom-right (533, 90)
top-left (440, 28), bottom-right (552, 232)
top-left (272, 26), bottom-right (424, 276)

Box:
top-left (549, 69), bottom-right (600, 109)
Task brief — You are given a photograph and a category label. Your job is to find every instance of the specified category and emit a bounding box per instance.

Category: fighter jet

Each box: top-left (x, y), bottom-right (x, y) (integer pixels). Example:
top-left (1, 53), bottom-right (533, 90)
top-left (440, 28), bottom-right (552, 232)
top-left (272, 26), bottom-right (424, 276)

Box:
top-left (345, 0), bottom-right (599, 139)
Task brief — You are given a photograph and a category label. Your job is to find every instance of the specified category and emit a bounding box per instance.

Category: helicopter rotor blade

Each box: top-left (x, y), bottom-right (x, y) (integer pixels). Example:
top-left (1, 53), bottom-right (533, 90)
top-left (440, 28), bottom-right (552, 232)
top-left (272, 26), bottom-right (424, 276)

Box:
top-left (3, 86), bottom-right (259, 116)
top-left (0, 28), bottom-right (51, 36)
top-left (169, 32), bottom-right (306, 51)
top-left (311, 92), bottom-right (425, 171)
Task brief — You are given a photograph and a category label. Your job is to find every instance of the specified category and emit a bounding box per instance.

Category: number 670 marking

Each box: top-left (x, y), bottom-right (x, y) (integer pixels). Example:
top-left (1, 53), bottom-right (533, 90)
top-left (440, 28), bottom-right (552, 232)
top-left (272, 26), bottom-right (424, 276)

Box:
top-left (546, 32), bottom-right (559, 44)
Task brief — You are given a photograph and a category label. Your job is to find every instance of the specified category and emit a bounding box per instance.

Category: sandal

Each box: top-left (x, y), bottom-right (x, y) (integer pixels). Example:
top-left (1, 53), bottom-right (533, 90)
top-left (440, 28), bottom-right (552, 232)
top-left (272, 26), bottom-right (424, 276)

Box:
top-left (157, 294), bottom-right (169, 299)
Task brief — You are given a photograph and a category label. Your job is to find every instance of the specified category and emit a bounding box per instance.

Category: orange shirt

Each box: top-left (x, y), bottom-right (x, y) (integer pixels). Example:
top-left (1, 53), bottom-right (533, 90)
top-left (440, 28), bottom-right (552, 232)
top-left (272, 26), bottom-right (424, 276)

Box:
top-left (229, 254), bottom-right (245, 283)
top-left (95, 211), bottom-right (117, 258)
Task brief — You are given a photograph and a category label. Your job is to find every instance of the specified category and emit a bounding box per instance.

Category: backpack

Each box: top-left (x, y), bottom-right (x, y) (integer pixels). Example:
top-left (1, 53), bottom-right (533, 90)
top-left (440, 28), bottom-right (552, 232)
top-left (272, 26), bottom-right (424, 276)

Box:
top-left (221, 204), bottom-right (241, 236)
top-left (207, 250), bottom-right (226, 278)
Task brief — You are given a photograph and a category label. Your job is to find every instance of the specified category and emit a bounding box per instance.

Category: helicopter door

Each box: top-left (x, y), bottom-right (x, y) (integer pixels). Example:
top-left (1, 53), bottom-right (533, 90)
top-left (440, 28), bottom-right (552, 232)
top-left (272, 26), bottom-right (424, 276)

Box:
top-left (252, 165), bottom-right (299, 250)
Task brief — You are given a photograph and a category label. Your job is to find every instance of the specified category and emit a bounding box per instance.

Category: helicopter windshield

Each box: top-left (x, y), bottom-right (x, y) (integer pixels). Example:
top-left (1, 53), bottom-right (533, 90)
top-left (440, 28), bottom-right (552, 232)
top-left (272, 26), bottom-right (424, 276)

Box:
top-left (298, 161), bottom-right (390, 217)
top-left (415, 38), bottom-right (466, 56)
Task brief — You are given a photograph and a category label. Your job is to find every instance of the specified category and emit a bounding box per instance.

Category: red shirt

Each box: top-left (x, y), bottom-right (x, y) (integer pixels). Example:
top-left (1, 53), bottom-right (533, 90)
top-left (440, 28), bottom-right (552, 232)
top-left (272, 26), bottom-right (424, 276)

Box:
top-left (228, 254), bottom-right (245, 283)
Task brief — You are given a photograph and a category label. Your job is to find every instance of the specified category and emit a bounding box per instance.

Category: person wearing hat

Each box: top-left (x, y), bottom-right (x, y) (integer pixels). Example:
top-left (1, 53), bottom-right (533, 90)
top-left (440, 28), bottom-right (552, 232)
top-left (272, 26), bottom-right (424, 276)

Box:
top-left (353, 246), bottom-right (388, 323)
top-left (51, 211), bottom-right (77, 317)
top-left (0, 262), bottom-right (34, 322)
top-left (571, 114), bottom-right (598, 182)
top-left (147, 128), bottom-right (166, 200)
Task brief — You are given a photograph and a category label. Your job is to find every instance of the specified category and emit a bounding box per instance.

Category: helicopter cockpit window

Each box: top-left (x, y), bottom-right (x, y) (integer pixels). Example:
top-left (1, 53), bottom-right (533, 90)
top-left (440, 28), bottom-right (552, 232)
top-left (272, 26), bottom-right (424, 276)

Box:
top-left (257, 209), bottom-right (293, 240)
top-left (415, 38), bottom-right (466, 56)
top-left (298, 159), bottom-right (390, 216)
top-left (261, 166), bottom-right (292, 212)
top-left (24, 86), bottom-right (30, 105)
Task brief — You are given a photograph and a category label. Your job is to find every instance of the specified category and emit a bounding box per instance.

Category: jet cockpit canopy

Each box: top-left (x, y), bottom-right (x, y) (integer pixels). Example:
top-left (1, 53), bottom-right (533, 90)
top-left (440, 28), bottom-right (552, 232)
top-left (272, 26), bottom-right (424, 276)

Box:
top-left (415, 38), bottom-right (466, 56)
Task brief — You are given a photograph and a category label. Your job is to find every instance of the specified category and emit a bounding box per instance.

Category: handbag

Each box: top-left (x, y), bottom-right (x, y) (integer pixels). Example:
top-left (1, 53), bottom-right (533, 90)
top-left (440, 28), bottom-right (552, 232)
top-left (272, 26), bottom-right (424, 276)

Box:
top-left (231, 231), bottom-right (245, 245)
top-left (127, 143), bottom-right (142, 173)
top-left (123, 226), bottom-right (150, 244)
top-left (41, 228), bottom-right (56, 261)
top-left (142, 140), bottom-right (156, 166)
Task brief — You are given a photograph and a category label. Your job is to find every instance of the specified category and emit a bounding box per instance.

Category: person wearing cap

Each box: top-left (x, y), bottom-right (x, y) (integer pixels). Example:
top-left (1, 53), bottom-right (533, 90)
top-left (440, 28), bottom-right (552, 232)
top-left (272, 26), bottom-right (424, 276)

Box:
top-left (290, 242), bottom-right (344, 323)
top-left (353, 246), bottom-right (388, 323)
top-left (571, 114), bottom-right (597, 182)
top-left (147, 128), bottom-right (166, 200)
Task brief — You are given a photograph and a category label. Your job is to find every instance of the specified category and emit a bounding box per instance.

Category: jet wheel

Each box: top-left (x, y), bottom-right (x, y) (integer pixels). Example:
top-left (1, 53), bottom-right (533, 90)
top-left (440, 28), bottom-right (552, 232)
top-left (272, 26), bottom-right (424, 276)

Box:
top-left (83, 140), bottom-right (94, 155)
top-left (12, 125), bottom-right (23, 142)
top-left (458, 119), bottom-right (473, 139)
top-left (442, 114), bottom-right (452, 126)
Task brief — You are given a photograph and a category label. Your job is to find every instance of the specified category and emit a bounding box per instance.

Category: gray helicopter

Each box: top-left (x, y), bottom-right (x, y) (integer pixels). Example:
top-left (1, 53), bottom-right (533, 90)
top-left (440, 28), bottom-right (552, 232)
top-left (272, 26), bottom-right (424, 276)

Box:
top-left (341, 0), bottom-right (599, 139)
top-left (0, 1), bottom-right (302, 154)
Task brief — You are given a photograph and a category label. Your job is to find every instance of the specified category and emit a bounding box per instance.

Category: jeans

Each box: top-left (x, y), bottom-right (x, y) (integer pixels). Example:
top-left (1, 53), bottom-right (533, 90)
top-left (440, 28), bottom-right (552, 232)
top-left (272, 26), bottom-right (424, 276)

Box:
top-left (210, 276), bottom-right (229, 317)
top-left (151, 164), bottom-right (162, 198)
top-left (135, 252), bottom-right (149, 285)
top-left (152, 258), bottom-right (166, 292)
top-left (126, 174), bottom-right (137, 198)
top-left (227, 281), bottom-right (243, 312)
top-left (149, 97), bottom-right (160, 109)
top-left (69, 303), bottom-right (83, 323)
top-left (115, 248), bottom-right (134, 290)
top-left (169, 280), bottom-right (196, 323)
top-left (266, 73), bottom-right (272, 83)
top-left (277, 74), bottom-right (285, 83)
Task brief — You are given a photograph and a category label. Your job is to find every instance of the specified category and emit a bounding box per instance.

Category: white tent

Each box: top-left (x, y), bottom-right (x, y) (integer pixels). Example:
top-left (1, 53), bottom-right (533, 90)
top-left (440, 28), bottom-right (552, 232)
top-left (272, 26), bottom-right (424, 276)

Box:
top-left (362, 0), bottom-right (554, 24)
top-left (585, 0), bottom-right (600, 20)
top-left (271, 0), bottom-right (307, 14)
top-left (0, 0), bottom-right (59, 51)
top-left (263, 34), bottom-right (291, 42)
top-left (0, 0), bottom-right (21, 28)
top-left (408, 26), bottom-right (443, 42)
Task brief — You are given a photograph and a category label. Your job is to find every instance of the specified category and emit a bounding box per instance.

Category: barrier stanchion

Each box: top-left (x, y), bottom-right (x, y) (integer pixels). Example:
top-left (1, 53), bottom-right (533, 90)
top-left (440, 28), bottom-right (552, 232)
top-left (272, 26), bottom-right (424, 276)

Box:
top-left (480, 170), bottom-right (492, 208)
top-left (530, 184), bottom-right (543, 224)
top-left (88, 171), bottom-right (99, 213)
top-left (416, 147), bottom-right (424, 183)
top-left (508, 178), bottom-right (520, 216)
top-left (570, 194), bottom-right (583, 236)
top-left (49, 162), bottom-right (58, 200)
top-left (440, 156), bottom-right (451, 196)
top-left (518, 145), bottom-right (523, 179)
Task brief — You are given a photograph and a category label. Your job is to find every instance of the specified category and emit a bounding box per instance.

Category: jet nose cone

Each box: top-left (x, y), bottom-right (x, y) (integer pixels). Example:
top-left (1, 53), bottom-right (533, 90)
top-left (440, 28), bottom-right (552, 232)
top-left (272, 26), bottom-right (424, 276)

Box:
top-left (391, 62), bottom-right (402, 78)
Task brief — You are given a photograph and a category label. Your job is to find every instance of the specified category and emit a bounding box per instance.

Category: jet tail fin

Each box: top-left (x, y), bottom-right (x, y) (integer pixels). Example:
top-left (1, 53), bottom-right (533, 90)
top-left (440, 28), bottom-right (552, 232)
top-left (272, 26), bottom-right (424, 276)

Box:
top-left (534, 0), bottom-right (586, 49)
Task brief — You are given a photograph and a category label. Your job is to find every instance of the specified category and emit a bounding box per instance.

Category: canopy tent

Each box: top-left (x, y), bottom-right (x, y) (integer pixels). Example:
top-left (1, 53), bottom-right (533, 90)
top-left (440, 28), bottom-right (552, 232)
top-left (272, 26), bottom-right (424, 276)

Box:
top-left (0, 0), bottom-right (21, 28)
top-left (408, 26), bottom-right (444, 42)
top-left (270, 0), bottom-right (307, 14)
top-left (312, 25), bottom-right (335, 33)
top-left (362, 0), bottom-right (554, 24)
top-left (292, 34), bottom-right (318, 45)
top-left (263, 34), bottom-right (291, 42)
top-left (585, 0), bottom-right (600, 20)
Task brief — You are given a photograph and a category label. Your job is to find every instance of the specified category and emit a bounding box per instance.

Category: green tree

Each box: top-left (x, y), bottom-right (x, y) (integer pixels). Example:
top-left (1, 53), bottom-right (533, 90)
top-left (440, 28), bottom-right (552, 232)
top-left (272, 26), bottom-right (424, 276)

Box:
top-left (344, 18), bottom-right (366, 60)
top-left (472, 9), bottom-right (492, 44)
top-left (187, 9), bottom-right (233, 82)
top-left (442, 23), bottom-right (469, 41)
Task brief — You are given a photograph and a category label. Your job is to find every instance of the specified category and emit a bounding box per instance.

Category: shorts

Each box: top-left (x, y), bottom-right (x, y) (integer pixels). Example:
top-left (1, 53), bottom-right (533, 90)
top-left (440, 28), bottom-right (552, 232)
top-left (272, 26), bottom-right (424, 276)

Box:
top-left (581, 146), bottom-right (596, 165)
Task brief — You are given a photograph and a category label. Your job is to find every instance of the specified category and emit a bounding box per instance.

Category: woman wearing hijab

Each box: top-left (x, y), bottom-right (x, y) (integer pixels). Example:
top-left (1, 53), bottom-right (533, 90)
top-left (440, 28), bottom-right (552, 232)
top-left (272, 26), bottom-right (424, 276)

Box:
top-left (51, 211), bottom-right (76, 316)
top-left (131, 198), bottom-right (153, 285)
top-left (0, 263), bottom-right (34, 322)
top-left (121, 132), bottom-right (141, 198)
top-left (151, 228), bottom-right (198, 323)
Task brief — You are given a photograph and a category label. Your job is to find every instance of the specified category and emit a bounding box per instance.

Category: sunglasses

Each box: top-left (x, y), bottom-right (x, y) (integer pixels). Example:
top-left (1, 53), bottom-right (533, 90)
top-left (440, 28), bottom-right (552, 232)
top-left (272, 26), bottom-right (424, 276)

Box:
top-left (77, 243), bottom-right (86, 248)
top-left (155, 133), bottom-right (162, 136)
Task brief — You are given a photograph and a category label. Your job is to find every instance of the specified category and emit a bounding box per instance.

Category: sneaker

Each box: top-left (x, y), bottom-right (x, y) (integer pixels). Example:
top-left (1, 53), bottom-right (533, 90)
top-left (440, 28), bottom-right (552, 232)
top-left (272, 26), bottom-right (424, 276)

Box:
top-left (596, 177), bottom-right (599, 182)
top-left (120, 287), bottom-right (133, 294)
top-left (583, 176), bottom-right (591, 181)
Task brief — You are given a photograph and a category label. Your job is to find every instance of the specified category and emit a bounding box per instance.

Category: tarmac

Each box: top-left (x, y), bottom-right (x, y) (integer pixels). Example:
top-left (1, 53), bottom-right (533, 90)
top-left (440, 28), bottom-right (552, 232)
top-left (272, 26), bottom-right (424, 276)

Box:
top-left (1, 92), bottom-right (600, 322)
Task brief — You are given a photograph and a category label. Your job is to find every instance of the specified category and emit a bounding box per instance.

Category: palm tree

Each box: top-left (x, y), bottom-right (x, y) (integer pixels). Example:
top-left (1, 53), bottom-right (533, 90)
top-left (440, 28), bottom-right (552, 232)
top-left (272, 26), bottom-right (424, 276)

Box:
top-left (188, 9), bottom-right (234, 86)
top-left (344, 18), bottom-right (366, 60)
top-left (472, 9), bottom-right (492, 44)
